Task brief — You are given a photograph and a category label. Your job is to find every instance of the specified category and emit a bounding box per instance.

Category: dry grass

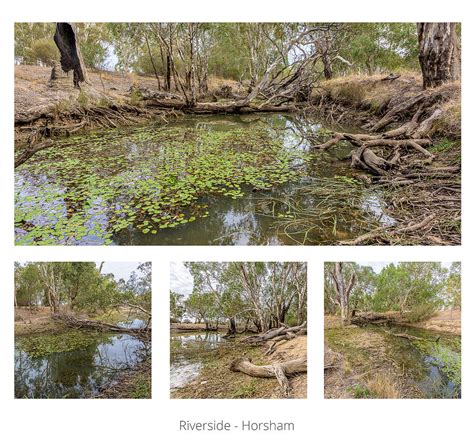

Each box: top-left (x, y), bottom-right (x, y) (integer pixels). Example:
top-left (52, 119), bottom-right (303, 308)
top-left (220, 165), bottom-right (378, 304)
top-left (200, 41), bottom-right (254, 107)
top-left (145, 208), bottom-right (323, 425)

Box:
top-left (366, 373), bottom-right (400, 398)
top-left (313, 72), bottom-right (461, 139)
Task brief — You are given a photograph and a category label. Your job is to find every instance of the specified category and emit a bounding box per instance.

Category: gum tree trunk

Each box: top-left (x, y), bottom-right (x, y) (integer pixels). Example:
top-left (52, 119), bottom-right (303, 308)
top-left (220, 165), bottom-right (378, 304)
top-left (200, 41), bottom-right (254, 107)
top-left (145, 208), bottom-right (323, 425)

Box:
top-left (330, 262), bottom-right (356, 326)
top-left (417, 23), bottom-right (461, 89)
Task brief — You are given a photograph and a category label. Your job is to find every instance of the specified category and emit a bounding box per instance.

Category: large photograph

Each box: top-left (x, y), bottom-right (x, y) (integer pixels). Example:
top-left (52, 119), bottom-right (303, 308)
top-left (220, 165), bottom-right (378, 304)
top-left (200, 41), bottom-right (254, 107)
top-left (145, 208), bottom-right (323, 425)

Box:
top-left (14, 23), bottom-right (461, 245)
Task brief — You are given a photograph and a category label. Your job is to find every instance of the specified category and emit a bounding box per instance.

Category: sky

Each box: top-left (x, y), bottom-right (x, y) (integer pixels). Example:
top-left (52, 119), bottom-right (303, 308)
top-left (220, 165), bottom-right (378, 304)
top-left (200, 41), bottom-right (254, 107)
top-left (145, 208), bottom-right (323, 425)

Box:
top-left (170, 262), bottom-right (194, 297)
top-left (95, 261), bottom-right (141, 282)
top-left (168, 262), bottom-right (454, 296)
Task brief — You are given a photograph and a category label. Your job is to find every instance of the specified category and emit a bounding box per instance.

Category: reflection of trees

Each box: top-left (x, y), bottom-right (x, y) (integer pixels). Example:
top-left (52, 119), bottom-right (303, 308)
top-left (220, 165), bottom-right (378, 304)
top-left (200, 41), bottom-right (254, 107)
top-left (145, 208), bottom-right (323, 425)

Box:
top-left (15, 334), bottom-right (148, 398)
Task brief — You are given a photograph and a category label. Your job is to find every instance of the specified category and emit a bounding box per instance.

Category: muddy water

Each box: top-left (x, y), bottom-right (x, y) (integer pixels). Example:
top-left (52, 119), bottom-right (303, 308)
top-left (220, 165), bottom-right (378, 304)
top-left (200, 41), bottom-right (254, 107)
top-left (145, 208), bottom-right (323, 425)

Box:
top-left (170, 331), bottom-right (227, 390)
top-left (15, 113), bottom-right (394, 246)
top-left (15, 329), bottom-right (149, 399)
top-left (369, 325), bottom-right (461, 398)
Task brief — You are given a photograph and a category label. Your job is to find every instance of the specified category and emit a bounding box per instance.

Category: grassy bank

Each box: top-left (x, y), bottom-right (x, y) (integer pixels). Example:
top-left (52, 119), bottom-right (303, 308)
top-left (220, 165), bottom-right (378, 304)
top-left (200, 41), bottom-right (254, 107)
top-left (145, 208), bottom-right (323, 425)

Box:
top-left (313, 73), bottom-right (461, 140)
top-left (324, 315), bottom-right (461, 399)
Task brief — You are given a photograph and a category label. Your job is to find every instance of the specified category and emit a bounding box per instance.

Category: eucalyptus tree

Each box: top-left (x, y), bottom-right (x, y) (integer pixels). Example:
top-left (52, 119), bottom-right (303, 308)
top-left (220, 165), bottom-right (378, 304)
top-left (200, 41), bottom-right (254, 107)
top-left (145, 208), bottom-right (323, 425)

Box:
top-left (325, 262), bottom-right (357, 326)
top-left (417, 23), bottom-right (461, 88)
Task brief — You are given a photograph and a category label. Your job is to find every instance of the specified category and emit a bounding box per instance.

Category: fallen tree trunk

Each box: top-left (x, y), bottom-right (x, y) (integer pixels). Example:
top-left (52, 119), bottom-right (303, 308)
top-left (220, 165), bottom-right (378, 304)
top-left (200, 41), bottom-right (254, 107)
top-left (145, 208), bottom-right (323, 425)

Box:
top-left (52, 313), bottom-right (151, 339)
top-left (243, 321), bottom-right (307, 344)
top-left (230, 357), bottom-right (307, 397)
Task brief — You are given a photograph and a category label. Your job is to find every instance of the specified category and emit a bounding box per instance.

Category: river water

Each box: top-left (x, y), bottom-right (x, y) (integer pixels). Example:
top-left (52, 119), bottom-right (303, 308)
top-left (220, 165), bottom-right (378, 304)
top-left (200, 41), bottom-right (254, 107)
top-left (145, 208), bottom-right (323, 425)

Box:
top-left (15, 113), bottom-right (394, 245)
top-left (376, 325), bottom-right (461, 398)
top-left (15, 323), bottom-right (149, 399)
top-left (170, 331), bottom-right (227, 391)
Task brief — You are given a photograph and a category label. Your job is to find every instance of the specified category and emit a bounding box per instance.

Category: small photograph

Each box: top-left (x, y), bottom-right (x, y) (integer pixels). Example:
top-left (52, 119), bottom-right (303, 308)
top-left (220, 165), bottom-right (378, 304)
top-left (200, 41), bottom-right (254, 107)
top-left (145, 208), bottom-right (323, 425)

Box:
top-left (14, 261), bottom-right (151, 399)
top-left (170, 262), bottom-right (307, 399)
top-left (324, 262), bottom-right (461, 399)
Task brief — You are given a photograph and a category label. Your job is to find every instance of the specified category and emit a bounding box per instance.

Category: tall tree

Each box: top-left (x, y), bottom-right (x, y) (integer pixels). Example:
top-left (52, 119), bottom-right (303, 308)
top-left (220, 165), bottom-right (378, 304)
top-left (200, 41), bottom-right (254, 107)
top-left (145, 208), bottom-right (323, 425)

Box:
top-left (329, 262), bottom-right (356, 326)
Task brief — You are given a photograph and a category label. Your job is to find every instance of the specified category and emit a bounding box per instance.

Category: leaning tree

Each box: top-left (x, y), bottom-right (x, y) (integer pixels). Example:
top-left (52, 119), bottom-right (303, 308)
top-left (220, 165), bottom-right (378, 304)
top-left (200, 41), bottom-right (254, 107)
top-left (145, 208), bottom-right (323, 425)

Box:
top-left (417, 23), bottom-right (461, 89)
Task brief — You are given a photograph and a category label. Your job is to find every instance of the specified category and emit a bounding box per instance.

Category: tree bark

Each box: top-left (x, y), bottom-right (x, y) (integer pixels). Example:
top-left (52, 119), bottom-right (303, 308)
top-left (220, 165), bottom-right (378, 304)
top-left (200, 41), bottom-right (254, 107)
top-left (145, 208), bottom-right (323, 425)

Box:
top-left (330, 262), bottom-right (356, 326)
top-left (53, 23), bottom-right (90, 88)
top-left (417, 23), bottom-right (461, 89)
top-left (230, 357), bottom-right (307, 397)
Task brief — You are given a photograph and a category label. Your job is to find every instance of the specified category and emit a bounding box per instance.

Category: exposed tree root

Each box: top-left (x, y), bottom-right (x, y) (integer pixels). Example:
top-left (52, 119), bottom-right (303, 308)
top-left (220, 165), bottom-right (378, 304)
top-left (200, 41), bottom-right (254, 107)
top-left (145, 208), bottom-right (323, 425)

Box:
top-left (230, 356), bottom-right (307, 398)
top-left (309, 85), bottom-right (460, 245)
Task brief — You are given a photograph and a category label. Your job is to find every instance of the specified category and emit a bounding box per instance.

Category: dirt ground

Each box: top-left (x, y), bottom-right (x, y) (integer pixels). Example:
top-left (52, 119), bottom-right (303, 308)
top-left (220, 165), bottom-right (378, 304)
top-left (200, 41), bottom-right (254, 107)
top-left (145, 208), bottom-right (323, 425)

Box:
top-left (14, 306), bottom-right (61, 335)
top-left (406, 309), bottom-right (461, 335)
top-left (15, 65), bottom-right (239, 121)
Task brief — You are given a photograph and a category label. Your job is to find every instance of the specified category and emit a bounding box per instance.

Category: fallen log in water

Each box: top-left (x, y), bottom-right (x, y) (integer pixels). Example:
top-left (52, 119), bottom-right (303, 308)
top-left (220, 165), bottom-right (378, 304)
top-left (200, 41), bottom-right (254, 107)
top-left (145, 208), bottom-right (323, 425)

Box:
top-left (52, 313), bottom-right (151, 339)
top-left (230, 357), bottom-right (307, 398)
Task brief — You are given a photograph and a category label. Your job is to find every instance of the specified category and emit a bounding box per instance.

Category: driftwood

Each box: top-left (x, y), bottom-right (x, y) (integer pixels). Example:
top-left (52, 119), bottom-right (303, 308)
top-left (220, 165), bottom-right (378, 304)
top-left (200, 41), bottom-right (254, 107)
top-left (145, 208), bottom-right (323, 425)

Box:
top-left (242, 321), bottom-right (307, 345)
top-left (52, 313), bottom-right (151, 340)
top-left (230, 356), bottom-right (307, 397)
top-left (15, 140), bottom-right (53, 168)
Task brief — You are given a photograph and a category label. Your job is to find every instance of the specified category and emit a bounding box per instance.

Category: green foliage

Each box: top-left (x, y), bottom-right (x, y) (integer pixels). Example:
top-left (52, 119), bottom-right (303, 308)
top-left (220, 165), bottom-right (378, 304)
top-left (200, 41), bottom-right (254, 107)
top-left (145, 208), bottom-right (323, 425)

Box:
top-left (429, 138), bottom-right (455, 153)
top-left (432, 343), bottom-right (461, 387)
top-left (404, 302), bottom-right (438, 323)
top-left (28, 38), bottom-right (59, 66)
top-left (15, 262), bottom-right (150, 315)
top-left (325, 262), bottom-right (459, 315)
top-left (351, 384), bottom-right (371, 398)
top-left (170, 291), bottom-right (185, 321)
top-left (337, 23), bottom-right (419, 74)
top-left (129, 88), bottom-right (143, 106)
top-left (183, 262), bottom-right (306, 331)
top-left (15, 22), bottom-right (421, 80)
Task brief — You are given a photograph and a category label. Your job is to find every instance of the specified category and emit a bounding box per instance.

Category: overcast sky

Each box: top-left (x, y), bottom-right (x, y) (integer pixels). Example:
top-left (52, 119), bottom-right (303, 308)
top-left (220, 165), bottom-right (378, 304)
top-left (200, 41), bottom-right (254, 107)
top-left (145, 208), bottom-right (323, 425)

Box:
top-left (170, 262), bottom-right (194, 296)
top-left (95, 261), bottom-right (142, 282)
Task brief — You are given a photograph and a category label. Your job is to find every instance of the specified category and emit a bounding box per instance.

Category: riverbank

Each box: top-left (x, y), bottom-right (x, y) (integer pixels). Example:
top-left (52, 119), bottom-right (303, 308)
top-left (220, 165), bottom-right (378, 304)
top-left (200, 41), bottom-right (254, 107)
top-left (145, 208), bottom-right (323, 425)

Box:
top-left (324, 315), bottom-right (461, 399)
top-left (171, 332), bottom-right (307, 399)
top-left (15, 67), bottom-right (461, 246)
top-left (96, 358), bottom-right (151, 399)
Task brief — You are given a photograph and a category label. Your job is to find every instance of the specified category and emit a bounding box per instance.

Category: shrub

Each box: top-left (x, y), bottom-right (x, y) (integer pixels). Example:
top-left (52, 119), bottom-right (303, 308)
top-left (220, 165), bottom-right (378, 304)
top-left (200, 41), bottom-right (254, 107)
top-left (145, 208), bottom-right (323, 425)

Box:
top-left (405, 302), bottom-right (438, 323)
top-left (28, 38), bottom-right (59, 66)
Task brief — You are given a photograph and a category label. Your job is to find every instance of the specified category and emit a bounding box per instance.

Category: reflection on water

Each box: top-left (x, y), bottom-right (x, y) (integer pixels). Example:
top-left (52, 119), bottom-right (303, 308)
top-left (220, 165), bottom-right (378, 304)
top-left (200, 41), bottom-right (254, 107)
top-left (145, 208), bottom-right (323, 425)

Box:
top-left (15, 332), bottom-right (149, 399)
top-left (170, 332), bottom-right (226, 390)
top-left (16, 113), bottom-right (395, 245)
top-left (369, 325), bottom-right (461, 398)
